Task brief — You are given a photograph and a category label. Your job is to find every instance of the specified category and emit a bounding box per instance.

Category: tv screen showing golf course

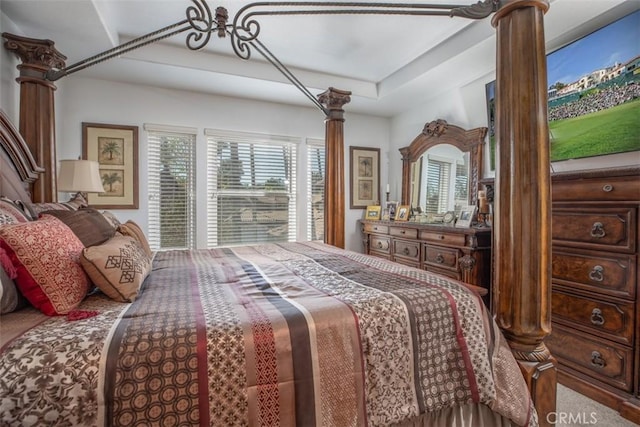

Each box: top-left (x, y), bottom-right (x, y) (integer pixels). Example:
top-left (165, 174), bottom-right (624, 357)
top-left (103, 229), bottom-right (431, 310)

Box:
top-left (486, 9), bottom-right (639, 167)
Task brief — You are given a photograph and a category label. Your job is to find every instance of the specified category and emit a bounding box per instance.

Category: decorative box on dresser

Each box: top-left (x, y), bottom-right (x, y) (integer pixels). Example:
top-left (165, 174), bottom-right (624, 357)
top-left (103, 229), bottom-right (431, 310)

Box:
top-left (545, 166), bottom-right (640, 423)
top-left (359, 220), bottom-right (492, 305)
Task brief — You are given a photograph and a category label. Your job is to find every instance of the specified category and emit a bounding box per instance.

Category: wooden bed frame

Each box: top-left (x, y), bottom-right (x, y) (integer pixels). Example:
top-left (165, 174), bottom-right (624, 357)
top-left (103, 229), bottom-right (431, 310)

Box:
top-left (2, 0), bottom-right (556, 424)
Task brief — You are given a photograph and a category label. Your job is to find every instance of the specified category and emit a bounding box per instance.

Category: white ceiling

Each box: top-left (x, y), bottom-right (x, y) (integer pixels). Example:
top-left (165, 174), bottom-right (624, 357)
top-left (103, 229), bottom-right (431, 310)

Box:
top-left (2, 0), bottom-right (638, 117)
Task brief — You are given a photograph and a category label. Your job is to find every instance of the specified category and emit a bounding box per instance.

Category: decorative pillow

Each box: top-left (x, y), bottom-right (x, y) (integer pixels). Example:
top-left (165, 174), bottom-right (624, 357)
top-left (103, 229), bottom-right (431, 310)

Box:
top-left (0, 216), bottom-right (89, 316)
top-left (0, 265), bottom-right (28, 314)
top-left (22, 193), bottom-right (88, 221)
top-left (101, 210), bottom-right (122, 230)
top-left (80, 235), bottom-right (151, 303)
top-left (0, 197), bottom-right (30, 224)
top-left (117, 220), bottom-right (152, 257)
top-left (40, 208), bottom-right (116, 248)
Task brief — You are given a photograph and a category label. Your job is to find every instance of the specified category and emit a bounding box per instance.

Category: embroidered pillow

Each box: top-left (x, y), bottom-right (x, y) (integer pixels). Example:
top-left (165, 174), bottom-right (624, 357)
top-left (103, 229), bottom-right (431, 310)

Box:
top-left (40, 208), bottom-right (116, 248)
top-left (101, 210), bottom-right (121, 230)
top-left (0, 216), bottom-right (89, 315)
top-left (0, 198), bottom-right (30, 224)
top-left (117, 220), bottom-right (152, 257)
top-left (80, 235), bottom-right (151, 303)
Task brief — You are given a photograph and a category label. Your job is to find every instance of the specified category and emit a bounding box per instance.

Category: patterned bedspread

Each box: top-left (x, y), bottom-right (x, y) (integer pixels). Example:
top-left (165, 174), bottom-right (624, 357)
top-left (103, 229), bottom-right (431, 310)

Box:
top-left (0, 241), bottom-right (537, 426)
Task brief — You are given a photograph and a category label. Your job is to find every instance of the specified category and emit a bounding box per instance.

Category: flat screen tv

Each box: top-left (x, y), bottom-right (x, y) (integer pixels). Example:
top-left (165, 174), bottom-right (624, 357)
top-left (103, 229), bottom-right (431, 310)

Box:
top-left (486, 9), bottom-right (640, 169)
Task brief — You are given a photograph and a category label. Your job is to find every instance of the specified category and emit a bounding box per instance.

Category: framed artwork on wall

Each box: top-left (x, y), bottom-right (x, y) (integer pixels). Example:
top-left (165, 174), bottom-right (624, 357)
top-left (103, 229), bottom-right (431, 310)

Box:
top-left (82, 122), bottom-right (139, 209)
top-left (350, 146), bottom-right (380, 209)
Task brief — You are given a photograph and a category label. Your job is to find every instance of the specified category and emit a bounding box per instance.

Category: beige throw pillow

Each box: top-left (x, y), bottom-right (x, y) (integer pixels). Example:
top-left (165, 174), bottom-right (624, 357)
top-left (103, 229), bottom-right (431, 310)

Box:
top-left (80, 235), bottom-right (151, 303)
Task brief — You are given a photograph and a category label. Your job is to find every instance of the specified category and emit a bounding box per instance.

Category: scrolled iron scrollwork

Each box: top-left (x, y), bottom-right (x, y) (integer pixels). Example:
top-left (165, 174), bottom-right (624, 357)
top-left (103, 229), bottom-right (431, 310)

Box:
top-left (185, 0), bottom-right (229, 51)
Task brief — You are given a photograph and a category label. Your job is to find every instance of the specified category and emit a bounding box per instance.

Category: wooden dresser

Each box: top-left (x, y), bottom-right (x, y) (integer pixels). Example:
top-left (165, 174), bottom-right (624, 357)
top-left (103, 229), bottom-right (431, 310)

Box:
top-left (359, 219), bottom-right (492, 303)
top-left (545, 167), bottom-right (640, 423)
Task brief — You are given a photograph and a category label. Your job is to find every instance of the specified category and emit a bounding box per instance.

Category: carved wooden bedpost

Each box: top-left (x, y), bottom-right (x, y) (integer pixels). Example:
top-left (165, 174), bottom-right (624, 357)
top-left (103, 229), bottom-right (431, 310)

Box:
top-left (491, 1), bottom-right (557, 425)
top-left (318, 87), bottom-right (351, 249)
top-left (2, 34), bottom-right (66, 203)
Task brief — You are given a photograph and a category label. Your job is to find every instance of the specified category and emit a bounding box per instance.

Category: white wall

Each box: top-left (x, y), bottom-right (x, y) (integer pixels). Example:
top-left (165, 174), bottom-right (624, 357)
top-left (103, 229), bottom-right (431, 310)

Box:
top-left (55, 76), bottom-right (390, 252)
top-left (0, 10), bottom-right (21, 122)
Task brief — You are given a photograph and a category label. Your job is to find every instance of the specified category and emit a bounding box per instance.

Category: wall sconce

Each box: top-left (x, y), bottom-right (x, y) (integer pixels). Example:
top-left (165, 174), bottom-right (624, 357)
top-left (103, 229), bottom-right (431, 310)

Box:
top-left (57, 159), bottom-right (105, 200)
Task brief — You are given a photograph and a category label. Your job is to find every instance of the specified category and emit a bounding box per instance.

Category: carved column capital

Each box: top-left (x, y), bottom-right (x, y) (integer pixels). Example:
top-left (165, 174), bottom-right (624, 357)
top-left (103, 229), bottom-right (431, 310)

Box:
top-left (492, 0), bottom-right (549, 26)
top-left (3, 33), bottom-right (66, 85)
top-left (318, 87), bottom-right (351, 120)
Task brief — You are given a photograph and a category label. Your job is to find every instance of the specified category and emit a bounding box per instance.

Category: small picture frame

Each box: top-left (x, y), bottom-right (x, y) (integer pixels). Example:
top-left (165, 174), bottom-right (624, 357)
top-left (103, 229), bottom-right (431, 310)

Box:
top-left (381, 208), bottom-right (391, 221)
top-left (455, 205), bottom-right (477, 228)
top-left (385, 201), bottom-right (399, 220)
top-left (365, 205), bottom-right (382, 220)
top-left (395, 205), bottom-right (410, 221)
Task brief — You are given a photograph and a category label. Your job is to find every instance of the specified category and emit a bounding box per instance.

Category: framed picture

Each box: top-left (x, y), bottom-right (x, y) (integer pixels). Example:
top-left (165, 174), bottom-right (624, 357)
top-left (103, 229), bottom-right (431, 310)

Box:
top-left (455, 205), bottom-right (477, 228)
top-left (385, 201), bottom-right (399, 220)
top-left (365, 205), bottom-right (381, 220)
top-left (83, 122), bottom-right (139, 209)
top-left (396, 205), bottom-right (410, 221)
top-left (350, 146), bottom-right (380, 209)
top-left (381, 208), bottom-right (391, 221)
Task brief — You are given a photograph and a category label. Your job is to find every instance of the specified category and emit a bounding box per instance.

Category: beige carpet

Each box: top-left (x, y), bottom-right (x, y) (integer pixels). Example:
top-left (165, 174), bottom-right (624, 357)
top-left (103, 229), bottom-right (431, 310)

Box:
top-left (556, 384), bottom-right (639, 426)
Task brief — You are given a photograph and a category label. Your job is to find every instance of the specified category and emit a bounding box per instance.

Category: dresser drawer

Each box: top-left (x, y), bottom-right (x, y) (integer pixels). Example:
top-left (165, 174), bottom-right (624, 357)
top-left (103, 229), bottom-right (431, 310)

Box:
top-left (552, 249), bottom-right (636, 299)
top-left (420, 230), bottom-right (466, 247)
top-left (553, 175), bottom-right (640, 202)
top-left (364, 223), bottom-right (389, 234)
top-left (547, 324), bottom-right (634, 392)
top-left (390, 226), bottom-right (418, 239)
top-left (370, 235), bottom-right (390, 253)
top-left (552, 207), bottom-right (636, 253)
top-left (424, 245), bottom-right (459, 271)
top-left (551, 290), bottom-right (635, 345)
top-left (392, 238), bottom-right (420, 261)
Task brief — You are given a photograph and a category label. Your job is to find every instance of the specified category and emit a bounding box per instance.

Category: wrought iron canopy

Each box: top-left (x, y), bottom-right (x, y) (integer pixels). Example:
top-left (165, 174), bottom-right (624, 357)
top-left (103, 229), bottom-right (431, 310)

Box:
top-left (45, 0), bottom-right (500, 114)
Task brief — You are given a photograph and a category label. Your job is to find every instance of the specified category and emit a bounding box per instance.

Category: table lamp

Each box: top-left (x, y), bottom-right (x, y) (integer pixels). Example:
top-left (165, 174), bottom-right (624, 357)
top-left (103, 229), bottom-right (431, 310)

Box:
top-left (57, 159), bottom-right (105, 200)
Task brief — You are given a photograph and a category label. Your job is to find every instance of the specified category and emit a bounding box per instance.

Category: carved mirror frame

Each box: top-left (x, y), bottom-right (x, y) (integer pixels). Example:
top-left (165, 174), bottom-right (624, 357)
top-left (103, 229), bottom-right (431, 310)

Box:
top-left (399, 119), bottom-right (487, 209)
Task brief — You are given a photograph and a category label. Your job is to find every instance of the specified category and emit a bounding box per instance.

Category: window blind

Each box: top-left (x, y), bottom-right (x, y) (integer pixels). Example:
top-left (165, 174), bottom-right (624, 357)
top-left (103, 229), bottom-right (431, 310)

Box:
top-left (307, 139), bottom-right (325, 241)
top-left (425, 158), bottom-right (450, 214)
top-left (454, 162), bottom-right (469, 210)
top-left (206, 129), bottom-right (297, 247)
top-left (146, 126), bottom-right (197, 250)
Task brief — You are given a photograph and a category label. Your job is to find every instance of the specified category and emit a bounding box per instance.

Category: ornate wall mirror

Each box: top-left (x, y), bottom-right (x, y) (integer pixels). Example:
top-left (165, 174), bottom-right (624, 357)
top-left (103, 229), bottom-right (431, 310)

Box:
top-left (400, 119), bottom-right (487, 216)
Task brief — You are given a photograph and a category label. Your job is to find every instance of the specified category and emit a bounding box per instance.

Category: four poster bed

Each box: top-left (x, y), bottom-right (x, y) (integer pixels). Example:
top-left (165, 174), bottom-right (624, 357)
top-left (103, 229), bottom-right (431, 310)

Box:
top-left (0, 0), bottom-right (556, 425)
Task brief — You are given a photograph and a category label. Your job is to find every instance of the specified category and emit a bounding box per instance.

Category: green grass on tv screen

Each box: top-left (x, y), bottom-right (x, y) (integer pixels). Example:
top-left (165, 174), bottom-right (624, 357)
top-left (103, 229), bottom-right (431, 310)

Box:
top-left (549, 98), bottom-right (640, 162)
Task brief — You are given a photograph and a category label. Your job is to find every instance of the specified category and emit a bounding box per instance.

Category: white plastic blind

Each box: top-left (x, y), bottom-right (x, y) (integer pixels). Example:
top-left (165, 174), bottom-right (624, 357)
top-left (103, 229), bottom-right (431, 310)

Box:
top-left (454, 162), bottom-right (469, 210)
top-left (425, 158), bottom-right (450, 214)
top-left (307, 139), bottom-right (325, 241)
top-left (146, 127), bottom-right (196, 250)
top-left (206, 129), bottom-right (297, 247)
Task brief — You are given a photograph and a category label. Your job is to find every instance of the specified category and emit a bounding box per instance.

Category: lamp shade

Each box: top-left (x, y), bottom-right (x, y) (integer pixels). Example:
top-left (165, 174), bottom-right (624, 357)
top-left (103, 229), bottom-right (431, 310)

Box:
top-left (57, 159), bottom-right (105, 193)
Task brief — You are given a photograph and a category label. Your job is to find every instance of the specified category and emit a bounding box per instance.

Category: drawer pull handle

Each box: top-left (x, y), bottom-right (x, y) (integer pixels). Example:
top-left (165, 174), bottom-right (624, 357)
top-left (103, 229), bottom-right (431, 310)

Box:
top-left (590, 351), bottom-right (606, 369)
top-left (377, 242), bottom-right (383, 248)
top-left (436, 254), bottom-right (445, 264)
top-left (403, 247), bottom-right (410, 255)
top-left (590, 308), bottom-right (605, 326)
top-left (588, 265), bottom-right (604, 282)
top-left (439, 235), bottom-right (445, 240)
top-left (590, 222), bottom-right (606, 239)
top-left (602, 184), bottom-right (613, 192)
top-left (401, 230), bottom-right (406, 234)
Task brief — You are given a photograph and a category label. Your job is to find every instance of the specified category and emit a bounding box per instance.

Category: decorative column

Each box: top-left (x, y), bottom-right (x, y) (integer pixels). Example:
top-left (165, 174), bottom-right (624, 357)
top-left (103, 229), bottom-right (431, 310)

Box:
top-left (3, 33), bottom-right (66, 202)
top-left (491, 1), bottom-right (556, 426)
top-left (318, 87), bottom-right (351, 249)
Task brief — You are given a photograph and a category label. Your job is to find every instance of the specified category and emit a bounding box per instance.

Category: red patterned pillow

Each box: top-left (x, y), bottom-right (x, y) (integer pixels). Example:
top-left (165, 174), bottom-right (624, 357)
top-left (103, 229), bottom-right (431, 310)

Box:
top-left (0, 216), bottom-right (89, 315)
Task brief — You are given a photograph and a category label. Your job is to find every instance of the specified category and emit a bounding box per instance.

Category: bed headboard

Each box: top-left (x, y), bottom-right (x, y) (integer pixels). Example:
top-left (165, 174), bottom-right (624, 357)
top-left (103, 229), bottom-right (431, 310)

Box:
top-left (0, 109), bottom-right (44, 202)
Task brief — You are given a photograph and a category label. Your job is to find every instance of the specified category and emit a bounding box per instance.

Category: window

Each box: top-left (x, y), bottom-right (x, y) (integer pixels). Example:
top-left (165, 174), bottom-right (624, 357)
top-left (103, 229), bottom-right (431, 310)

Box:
top-left (425, 158), bottom-right (451, 214)
top-left (146, 125), bottom-right (197, 250)
top-left (206, 129), bottom-right (297, 247)
top-left (307, 139), bottom-right (325, 241)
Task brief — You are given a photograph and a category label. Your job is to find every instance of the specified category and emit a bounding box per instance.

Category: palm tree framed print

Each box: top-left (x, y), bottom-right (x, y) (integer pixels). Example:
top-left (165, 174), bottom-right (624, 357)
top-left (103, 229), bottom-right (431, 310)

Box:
top-left (82, 122), bottom-right (139, 209)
